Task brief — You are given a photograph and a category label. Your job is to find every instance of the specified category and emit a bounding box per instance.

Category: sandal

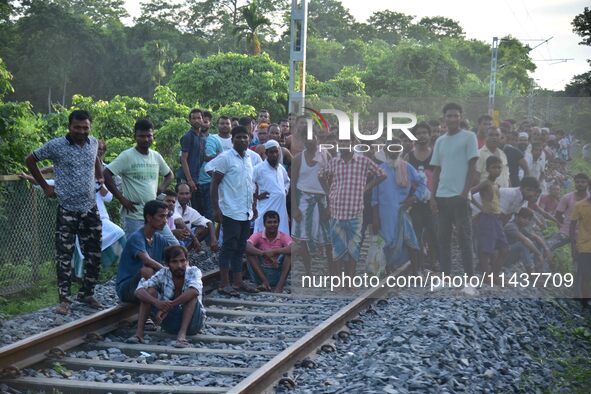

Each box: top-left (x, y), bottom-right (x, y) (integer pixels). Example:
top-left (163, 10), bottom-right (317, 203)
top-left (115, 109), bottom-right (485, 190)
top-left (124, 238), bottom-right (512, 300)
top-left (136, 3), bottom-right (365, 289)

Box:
top-left (218, 286), bottom-right (240, 297)
top-left (144, 318), bottom-right (157, 331)
top-left (257, 284), bottom-right (271, 292)
top-left (173, 339), bottom-right (191, 348)
top-left (234, 284), bottom-right (259, 294)
top-left (56, 301), bottom-right (71, 315)
top-left (77, 295), bottom-right (104, 309)
top-left (125, 335), bottom-right (145, 344)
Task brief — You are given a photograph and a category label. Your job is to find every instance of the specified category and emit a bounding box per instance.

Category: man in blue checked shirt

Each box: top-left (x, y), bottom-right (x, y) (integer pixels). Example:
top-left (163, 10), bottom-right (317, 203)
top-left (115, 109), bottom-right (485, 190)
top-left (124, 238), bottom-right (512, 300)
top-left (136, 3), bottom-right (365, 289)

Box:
top-left (131, 245), bottom-right (205, 348)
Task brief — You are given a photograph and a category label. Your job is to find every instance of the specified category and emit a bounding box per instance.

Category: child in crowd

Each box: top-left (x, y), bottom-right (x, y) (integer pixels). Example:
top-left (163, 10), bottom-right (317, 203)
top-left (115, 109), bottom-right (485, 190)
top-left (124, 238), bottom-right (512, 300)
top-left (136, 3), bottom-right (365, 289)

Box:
top-left (471, 156), bottom-right (507, 275)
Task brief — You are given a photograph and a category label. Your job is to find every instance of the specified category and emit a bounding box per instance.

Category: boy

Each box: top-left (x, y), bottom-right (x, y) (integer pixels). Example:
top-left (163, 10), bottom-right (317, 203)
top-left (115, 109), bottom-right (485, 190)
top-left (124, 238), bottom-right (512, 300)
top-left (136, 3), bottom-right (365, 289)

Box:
top-left (471, 156), bottom-right (508, 276)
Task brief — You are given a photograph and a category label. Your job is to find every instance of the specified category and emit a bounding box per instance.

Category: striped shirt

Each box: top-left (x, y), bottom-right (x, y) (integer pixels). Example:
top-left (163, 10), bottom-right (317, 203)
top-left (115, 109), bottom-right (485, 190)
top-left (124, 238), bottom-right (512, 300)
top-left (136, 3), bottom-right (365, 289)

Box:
top-left (320, 154), bottom-right (385, 220)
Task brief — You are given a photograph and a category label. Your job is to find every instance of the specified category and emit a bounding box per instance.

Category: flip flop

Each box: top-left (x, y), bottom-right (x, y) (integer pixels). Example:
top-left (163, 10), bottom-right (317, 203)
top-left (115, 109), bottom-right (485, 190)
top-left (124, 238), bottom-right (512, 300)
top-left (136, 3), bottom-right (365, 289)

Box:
top-left (77, 295), bottom-right (104, 310)
top-left (173, 339), bottom-right (191, 348)
top-left (234, 284), bottom-right (260, 294)
top-left (257, 284), bottom-right (271, 292)
top-left (125, 335), bottom-right (145, 344)
top-left (56, 301), bottom-right (71, 315)
top-left (218, 286), bottom-right (240, 297)
top-left (144, 318), bottom-right (157, 331)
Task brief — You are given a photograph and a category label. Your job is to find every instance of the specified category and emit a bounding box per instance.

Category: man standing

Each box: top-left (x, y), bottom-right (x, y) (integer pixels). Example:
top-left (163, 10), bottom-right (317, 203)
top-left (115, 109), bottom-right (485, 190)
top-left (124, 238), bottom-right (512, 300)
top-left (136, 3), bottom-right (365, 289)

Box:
top-left (104, 119), bottom-right (175, 242)
top-left (214, 116), bottom-right (233, 152)
top-left (549, 174), bottom-right (591, 250)
top-left (475, 115), bottom-right (493, 149)
top-left (211, 126), bottom-right (259, 295)
top-left (406, 122), bottom-right (438, 270)
top-left (476, 127), bottom-right (510, 188)
top-left (195, 113), bottom-right (223, 220)
top-left (253, 140), bottom-right (290, 234)
top-left (503, 131), bottom-right (529, 187)
top-left (319, 144), bottom-right (386, 276)
top-left (430, 103), bottom-right (479, 283)
top-left (279, 119), bottom-right (290, 142)
top-left (25, 110), bottom-right (103, 314)
top-left (177, 109), bottom-right (205, 208)
top-left (570, 180), bottom-right (591, 308)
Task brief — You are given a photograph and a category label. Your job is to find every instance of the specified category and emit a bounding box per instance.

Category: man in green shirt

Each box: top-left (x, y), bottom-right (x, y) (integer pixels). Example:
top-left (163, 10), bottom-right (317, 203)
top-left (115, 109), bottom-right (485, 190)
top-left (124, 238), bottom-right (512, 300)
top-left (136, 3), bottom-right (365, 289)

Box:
top-left (104, 119), bottom-right (176, 243)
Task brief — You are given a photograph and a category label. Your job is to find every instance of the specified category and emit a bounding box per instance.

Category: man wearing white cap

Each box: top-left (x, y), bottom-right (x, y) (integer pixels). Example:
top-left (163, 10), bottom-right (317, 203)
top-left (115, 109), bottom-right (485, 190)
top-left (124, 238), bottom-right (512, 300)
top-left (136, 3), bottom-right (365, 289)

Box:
top-left (253, 140), bottom-right (290, 234)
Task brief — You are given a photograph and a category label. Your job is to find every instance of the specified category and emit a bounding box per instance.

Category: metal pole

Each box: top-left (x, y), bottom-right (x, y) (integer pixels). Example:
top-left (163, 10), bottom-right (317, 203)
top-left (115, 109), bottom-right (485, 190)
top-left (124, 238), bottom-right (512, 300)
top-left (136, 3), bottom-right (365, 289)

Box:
top-left (488, 37), bottom-right (499, 116)
top-left (288, 0), bottom-right (308, 115)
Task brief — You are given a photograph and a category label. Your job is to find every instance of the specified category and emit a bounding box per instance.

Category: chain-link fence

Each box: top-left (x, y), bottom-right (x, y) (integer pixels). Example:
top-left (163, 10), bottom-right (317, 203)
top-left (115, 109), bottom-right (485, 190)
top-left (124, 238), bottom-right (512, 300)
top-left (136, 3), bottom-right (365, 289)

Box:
top-left (0, 177), bottom-right (58, 296)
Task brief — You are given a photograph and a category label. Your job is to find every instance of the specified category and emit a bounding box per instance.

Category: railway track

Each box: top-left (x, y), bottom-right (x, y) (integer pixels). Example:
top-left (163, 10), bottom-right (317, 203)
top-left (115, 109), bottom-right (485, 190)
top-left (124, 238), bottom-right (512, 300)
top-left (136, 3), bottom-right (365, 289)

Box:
top-left (0, 262), bottom-right (410, 393)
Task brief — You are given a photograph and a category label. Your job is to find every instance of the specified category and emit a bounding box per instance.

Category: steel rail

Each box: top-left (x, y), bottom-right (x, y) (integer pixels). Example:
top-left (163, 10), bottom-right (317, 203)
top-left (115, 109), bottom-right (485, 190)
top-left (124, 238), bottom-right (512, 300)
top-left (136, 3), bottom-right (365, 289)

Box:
top-left (229, 261), bottom-right (412, 394)
top-left (0, 270), bottom-right (220, 373)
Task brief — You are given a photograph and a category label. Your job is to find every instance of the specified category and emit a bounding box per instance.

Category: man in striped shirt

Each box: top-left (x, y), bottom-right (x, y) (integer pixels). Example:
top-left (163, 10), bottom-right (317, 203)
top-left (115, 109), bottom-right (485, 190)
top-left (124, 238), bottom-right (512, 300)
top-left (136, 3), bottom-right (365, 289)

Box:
top-left (319, 147), bottom-right (385, 277)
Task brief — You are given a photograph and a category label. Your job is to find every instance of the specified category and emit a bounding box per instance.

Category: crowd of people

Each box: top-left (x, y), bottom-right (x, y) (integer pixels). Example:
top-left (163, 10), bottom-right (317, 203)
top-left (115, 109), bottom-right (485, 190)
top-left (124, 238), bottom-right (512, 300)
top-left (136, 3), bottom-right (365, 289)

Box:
top-left (21, 102), bottom-right (591, 345)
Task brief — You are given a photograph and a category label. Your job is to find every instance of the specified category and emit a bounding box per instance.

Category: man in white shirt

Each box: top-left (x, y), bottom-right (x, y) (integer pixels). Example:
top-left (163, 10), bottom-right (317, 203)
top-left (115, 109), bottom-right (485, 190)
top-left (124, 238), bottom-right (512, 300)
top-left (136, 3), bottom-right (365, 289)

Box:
top-left (211, 126), bottom-right (258, 295)
top-left (175, 183), bottom-right (218, 252)
top-left (253, 140), bottom-right (290, 234)
top-left (214, 116), bottom-right (233, 152)
top-left (476, 127), bottom-right (509, 187)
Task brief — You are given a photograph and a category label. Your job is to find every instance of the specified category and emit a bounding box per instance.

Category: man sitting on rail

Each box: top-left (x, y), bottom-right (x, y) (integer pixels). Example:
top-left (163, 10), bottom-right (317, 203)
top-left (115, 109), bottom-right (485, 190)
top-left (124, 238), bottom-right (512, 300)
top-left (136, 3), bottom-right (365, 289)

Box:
top-left (132, 245), bottom-right (205, 348)
top-left (245, 210), bottom-right (292, 293)
top-left (116, 200), bottom-right (177, 305)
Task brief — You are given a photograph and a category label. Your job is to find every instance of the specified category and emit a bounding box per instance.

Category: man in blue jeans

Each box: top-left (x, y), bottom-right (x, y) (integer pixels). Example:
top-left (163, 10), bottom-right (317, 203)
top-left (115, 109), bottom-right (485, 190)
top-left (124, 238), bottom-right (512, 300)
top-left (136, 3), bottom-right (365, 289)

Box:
top-left (211, 126), bottom-right (259, 296)
top-left (132, 245), bottom-right (205, 348)
top-left (430, 103), bottom-right (479, 292)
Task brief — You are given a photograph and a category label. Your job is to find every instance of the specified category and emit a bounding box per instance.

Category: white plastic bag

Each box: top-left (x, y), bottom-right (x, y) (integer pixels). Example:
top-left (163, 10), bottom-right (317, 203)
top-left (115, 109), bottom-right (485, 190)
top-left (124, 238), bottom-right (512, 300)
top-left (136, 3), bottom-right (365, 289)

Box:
top-left (366, 234), bottom-right (386, 277)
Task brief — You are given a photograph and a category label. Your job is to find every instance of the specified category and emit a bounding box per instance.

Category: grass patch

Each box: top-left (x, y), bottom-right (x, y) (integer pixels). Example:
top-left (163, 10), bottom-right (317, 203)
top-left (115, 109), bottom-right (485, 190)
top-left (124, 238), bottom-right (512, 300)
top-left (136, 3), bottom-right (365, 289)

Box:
top-left (547, 319), bottom-right (591, 393)
top-left (0, 262), bottom-right (118, 317)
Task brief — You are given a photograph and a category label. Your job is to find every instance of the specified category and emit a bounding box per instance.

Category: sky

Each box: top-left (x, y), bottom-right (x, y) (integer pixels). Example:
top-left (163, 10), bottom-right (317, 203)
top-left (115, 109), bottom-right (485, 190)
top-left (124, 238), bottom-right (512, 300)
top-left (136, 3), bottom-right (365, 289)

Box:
top-left (123, 0), bottom-right (591, 91)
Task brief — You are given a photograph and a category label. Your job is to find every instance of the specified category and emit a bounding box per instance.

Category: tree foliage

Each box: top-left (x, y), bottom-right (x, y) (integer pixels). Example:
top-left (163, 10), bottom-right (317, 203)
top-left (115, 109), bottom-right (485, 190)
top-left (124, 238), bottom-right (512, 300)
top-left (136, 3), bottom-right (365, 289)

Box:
top-left (572, 6), bottom-right (591, 46)
top-left (233, 0), bottom-right (272, 55)
top-left (167, 52), bottom-right (289, 117)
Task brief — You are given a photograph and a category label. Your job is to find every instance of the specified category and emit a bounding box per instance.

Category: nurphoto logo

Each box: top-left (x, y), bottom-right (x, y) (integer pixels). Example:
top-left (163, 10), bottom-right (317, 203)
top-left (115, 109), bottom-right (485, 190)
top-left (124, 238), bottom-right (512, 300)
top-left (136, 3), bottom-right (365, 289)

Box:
top-left (304, 107), bottom-right (418, 153)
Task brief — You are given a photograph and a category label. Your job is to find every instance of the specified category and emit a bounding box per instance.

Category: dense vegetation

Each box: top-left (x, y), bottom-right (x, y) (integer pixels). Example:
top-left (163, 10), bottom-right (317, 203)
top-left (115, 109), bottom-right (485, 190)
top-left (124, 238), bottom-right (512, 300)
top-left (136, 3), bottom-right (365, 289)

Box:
top-left (0, 0), bottom-right (589, 175)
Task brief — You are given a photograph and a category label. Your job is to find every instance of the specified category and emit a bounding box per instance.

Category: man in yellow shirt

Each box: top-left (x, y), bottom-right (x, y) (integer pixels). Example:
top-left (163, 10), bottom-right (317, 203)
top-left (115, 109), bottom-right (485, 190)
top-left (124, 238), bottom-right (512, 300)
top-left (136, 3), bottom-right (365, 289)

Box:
top-left (570, 179), bottom-right (591, 309)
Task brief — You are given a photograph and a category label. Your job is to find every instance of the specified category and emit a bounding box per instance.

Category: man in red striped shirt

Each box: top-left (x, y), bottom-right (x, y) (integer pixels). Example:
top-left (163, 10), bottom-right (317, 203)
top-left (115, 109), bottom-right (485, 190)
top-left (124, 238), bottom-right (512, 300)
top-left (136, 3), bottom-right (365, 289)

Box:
top-left (319, 147), bottom-right (386, 277)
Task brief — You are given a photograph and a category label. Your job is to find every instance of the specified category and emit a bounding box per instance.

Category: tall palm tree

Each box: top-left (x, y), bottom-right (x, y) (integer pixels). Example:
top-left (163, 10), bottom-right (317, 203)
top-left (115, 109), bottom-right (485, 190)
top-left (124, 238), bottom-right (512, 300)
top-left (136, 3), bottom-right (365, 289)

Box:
top-left (143, 40), bottom-right (176, 86)
top-left (233, 0), bottom-right (271, 55)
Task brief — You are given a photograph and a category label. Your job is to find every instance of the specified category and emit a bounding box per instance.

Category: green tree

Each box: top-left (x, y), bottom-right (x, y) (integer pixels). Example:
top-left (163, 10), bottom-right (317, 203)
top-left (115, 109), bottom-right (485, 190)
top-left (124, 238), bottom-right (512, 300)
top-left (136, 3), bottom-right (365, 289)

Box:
top-left (233, 0), bottom-right (272, 55)
top-left (362, 42), bottom-right (465, 97)
top-left (139, 0), bottom-right (187, 28)
top-left (54, 0), bottom-right (128, 26)
top-left (564, 7), bottom-right (591, 96)
top-left (409, 16), bottom-right (464, 41)
top-left (6, 2), bottom-right (104, 110)
top-left (572, 6), bottom-right (591, 46)
top-left (307, 0), bottom-right (356, 42)
top-left (366, 10), bottom-right (414, 45)
top-left (0, 57), bottom-right (14, 100)
top-left (496, 37), bottom-right (536, 95)
top-left (168, 52), bottom-right (289, 117)
top-left (143, 40), bottom-right (177, 87)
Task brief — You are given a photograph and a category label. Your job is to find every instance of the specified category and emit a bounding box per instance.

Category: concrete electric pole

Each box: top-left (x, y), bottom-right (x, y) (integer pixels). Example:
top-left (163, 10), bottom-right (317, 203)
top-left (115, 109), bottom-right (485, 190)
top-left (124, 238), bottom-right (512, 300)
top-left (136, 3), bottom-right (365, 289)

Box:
top-left (288, 0), bottom-right (308, 115)
top-left (487, 37), bottom-right (499, 116)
